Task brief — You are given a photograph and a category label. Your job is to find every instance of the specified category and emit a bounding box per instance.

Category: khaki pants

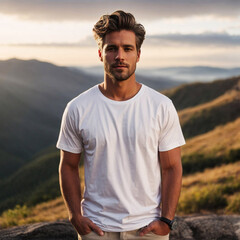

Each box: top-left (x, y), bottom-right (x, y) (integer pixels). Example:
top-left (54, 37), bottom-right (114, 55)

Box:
top-left (79, 230), bottom-right (169, 240)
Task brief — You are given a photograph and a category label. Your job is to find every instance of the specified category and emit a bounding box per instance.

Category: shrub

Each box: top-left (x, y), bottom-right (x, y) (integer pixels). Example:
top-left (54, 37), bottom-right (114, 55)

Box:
top-left (226, 149), bottom-right (240, 163)
top-left (27, 176), bottom-right (60, 206)
top-left (178, 185), bottom-right (227, 214)
top-left (182, 154), bottom-right (221, 174)
top-left (221, 181), bottom-right (240, 195)
top-left (182, 148), bottom-right (240, 175)
top-left (1, 205), bottom-right (31, 227)
top-left (226, 194), bottom-right (240, 213)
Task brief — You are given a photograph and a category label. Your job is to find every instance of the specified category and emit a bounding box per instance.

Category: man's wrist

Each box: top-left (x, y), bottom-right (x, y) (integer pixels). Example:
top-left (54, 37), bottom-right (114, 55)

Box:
top-left (159, 216), bottom-right (177, 230)
top-left (69, 212), bottom-right (82, 223)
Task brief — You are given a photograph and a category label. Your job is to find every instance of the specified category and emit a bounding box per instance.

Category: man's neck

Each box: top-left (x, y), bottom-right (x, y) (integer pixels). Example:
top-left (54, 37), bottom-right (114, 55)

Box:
top-left (99, 75), bottom-right (142, 101)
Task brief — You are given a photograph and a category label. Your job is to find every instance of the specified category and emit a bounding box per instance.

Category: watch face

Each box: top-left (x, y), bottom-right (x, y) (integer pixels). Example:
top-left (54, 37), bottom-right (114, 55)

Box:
top-left (171, 219), bottom-right (177, 230)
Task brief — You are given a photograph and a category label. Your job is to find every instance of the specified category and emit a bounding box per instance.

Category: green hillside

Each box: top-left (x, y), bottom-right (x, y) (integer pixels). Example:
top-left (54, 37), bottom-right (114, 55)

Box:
top-left (182, 117), bottom-right (240, 174)
top-left (179, 88), bottom-right (240, 138)
top-left (0, 150), bottom-right (24, 180)
top-left (163, 76), bottom-right (239, 110)
top-left (179, 161), bottom-right (240, 214)
top-left (0, 147), bottom-right (60, 213)
top-left (175, 78), bottom-right (240, 173)
top-left (0, 58), bottom-right (100, 165)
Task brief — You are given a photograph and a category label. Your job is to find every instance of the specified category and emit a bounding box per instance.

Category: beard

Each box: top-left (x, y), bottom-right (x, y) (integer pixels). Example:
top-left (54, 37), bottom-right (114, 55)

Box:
top-left (105, 61), bottom-right (137, 82)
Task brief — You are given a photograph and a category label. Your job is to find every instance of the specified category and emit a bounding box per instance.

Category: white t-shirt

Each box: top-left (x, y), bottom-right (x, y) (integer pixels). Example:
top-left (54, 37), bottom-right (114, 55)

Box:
top-left (56, 84), bottom-right (185, 232)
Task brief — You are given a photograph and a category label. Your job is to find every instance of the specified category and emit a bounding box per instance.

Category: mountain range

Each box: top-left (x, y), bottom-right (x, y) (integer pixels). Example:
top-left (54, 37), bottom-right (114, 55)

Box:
top-left (0, 58), bottom-right (239, 214)
top-left (163, 77), bottom-right (240, 173)
top-left (80, 65), bottom-right (240, 82)
top-left (0, 59), bottom-right (98, 178)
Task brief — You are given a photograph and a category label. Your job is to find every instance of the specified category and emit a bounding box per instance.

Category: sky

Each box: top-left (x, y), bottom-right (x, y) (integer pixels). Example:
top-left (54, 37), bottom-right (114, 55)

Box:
top-left (0, 0), bottom-right (240, 68)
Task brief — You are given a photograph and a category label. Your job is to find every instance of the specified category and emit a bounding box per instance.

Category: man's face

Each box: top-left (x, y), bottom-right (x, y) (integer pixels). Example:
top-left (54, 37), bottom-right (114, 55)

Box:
top-left (99, 30), bottom-right (140, 82)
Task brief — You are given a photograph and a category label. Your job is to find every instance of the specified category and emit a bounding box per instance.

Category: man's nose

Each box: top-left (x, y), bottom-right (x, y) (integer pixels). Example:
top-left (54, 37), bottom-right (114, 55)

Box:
top-left (115, 48), bottom-right (124, 60)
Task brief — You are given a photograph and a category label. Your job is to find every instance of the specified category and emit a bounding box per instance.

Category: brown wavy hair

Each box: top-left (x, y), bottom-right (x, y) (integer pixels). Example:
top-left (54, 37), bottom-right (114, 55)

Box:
top-left (93, 10), bottom-right (146, 51)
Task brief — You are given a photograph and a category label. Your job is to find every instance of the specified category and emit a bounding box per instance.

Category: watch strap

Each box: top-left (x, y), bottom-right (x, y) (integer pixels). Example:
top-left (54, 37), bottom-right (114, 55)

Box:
top-left (159, 216), bottom-right (174, 230)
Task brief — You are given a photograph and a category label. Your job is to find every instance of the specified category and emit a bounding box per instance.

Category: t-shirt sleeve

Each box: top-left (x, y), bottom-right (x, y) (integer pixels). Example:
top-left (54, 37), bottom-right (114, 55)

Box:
top-left (56, 103), bottom-right (83, 154)
top-left (158, 100), bottom-right (185, 152)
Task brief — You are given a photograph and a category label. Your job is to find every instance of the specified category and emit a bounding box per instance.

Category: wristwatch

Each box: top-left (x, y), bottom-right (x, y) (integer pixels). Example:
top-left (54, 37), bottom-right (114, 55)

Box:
top-left (159, 216), bottom-right (177, 230)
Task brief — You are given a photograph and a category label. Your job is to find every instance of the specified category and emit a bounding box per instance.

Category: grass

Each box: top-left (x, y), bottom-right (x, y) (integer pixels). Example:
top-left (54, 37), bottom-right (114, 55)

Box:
top-left (1, 205), bottom-right (31, 228)
top-left (0, 198), bottom-right (69, 228)
top-left (181, 117), bottom-right (240, 174)
top-left (0, 165), bottom-right (85, 228)
top-left (178, 185), bottom-right (227, 214)
top-left (1, 160), bottom-right (240, 228)
top-left (178, 89), bottom-right (240, 138)
top-left (178, 161), bottom-right (240, 214)
top-left (227, 193), bottom-right (240, 213)
top-left (182, 117), bottom-right (240, 156)
top-left (0, 149), bottom-right (61, 213)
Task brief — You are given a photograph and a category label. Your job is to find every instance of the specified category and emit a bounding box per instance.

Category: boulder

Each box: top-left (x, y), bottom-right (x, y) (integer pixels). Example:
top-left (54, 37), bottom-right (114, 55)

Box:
top-left (171, 215), bottom-right (240, 240)
top-left (0, 215), bottom-right (240, 240)
top-left (0, 220), bottom-right (77, 240)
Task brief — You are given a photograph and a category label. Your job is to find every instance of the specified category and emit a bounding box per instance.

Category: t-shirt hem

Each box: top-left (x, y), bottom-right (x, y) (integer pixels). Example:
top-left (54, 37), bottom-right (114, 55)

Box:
top-left (158, 141), bottom-right (186, 152)
top-left (98, 219), bottom-right (155, 232)
top-left (56, 143), bottom-right (82, 154)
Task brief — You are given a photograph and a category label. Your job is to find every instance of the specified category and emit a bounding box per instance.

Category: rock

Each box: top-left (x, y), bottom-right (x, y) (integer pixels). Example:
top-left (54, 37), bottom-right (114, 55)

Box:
top-left (170, 215), bottom-right (240, 240)
top-left (0, 215), bottom-right (240, 240)
top-left (184, 215), bottom-right (238, 240)
top-left (0, 220), bottom-right (78, 240)
top-left (170, 217), bottom-right (194, 240)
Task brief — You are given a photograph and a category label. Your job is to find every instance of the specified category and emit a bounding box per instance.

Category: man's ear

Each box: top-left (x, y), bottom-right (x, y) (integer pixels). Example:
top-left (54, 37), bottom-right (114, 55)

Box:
top-left (137, 49), bottom-right (141, 62)
top-left (98, 49), bottom-right (103, 62)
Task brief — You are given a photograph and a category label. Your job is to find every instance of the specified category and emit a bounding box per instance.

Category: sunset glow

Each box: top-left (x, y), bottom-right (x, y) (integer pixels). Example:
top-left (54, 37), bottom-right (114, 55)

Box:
top-left (0, 1), bottom-right (240, 68)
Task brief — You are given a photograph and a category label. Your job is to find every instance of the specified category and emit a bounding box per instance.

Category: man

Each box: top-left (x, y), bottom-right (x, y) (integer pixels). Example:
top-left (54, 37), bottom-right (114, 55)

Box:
top-left (57, 10), bottom-right (185, 240)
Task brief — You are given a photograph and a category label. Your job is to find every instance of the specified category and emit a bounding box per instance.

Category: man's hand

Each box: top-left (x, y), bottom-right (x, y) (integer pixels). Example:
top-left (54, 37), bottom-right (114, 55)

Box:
top-left (139, 220), bottom-right (170, 236)
top-left (70, 215), bottom-right (104, 236)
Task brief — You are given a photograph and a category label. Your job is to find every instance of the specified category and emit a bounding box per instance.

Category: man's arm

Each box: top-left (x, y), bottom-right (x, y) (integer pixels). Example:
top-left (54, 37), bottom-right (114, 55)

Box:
top-left (159, 146), bottom-right (182, 220)
top-left (59, 150), bottom-right (104, 236)
top-left (139, 147), bottom-right (182, 236)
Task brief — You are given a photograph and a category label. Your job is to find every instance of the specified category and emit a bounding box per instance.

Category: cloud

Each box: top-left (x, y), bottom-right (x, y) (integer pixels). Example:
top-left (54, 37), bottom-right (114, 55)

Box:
top-left (5, 32), bottom-right (240, 49)
top-left (145, 32), bottom-right (240, 47)
top-left (3, 36), bottom-right (96, 48)
top-left (0, 0), bottom-right (240, 21)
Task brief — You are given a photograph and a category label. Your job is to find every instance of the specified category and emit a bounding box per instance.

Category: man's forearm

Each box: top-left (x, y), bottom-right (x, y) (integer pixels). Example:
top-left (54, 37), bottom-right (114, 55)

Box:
top-left (159, 147), bottom-right (183, 220)
top-left (161, 164), bottom-right (182, 219)
top-left (59, 162), bottom-right (82, 219)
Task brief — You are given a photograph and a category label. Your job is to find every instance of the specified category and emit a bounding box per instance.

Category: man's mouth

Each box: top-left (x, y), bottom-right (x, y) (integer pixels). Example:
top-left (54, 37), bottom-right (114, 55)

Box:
top-left (112, 63), bottom-right (128, 69)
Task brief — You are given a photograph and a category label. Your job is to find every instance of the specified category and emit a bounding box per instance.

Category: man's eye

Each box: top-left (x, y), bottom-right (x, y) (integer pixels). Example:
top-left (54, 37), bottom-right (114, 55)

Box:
top-left (107, 47), bottom-right (116, 51)
top-left (125, 48), bottom-right (132, 51)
